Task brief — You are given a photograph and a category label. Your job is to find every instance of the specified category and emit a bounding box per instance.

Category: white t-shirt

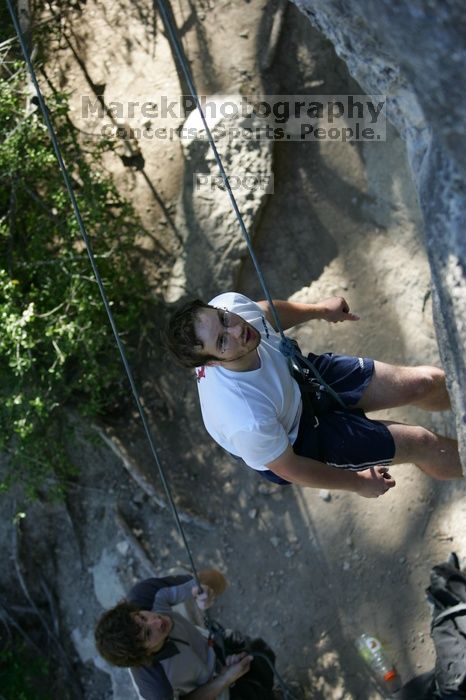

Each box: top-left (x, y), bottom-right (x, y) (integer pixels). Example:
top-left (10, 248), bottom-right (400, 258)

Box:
top-left (196, 292), bottom-right (302, 470)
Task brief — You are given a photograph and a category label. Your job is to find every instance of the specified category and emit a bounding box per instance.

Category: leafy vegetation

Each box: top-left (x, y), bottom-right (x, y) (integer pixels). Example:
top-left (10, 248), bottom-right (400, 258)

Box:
top-left (0, 57), bottom-right (153, 498)
top-left (0, 644), bottom-right (51, 700)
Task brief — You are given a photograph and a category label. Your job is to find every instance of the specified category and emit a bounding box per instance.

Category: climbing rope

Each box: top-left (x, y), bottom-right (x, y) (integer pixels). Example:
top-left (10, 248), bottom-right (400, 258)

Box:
top-left (4, 20), bottom-right (296, 699)
top-left (5, 0), bottom-right (204, 597)
top-left (155, 0), bottom-right (346, 408)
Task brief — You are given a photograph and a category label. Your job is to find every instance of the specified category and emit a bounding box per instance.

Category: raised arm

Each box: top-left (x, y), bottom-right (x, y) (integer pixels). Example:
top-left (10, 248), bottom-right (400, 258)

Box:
top-left (191, 569), bottom-right (227, 610)
top-left (266, 445), bottom-right (395, 498)
top-left (257, 297), bottom-right (359, 331)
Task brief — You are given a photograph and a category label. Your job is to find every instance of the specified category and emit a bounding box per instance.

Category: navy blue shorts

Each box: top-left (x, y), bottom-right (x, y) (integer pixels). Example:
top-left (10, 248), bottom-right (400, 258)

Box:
top-left (262, 353), bottom-right (395, 485)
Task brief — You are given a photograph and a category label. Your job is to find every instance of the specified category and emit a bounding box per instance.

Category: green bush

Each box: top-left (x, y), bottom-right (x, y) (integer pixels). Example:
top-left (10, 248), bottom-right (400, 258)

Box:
top-left (0, 644), bottom-right (50, 700)
top-left (0, 66), bottom-right (153, 498)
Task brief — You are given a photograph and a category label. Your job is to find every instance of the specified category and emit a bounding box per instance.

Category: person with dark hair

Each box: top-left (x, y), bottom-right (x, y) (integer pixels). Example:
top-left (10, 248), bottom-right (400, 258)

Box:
top-left (95, 570), bottom-right (276, 699)
top-left (96, 600), bottom-right (153, 667)
top-left (166, 292), bottom-right (463, 497)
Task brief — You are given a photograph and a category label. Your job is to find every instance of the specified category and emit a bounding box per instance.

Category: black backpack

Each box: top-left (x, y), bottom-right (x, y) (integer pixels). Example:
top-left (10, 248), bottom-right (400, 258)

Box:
top-left (427, 553), bottom-right (466, 698)
top-left (401, 553), bottom-right (466, 700)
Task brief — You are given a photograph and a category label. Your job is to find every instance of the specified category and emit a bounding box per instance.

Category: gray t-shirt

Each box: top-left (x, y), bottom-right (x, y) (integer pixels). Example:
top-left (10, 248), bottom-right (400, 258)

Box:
top-left (128, 576), bottom-right (216, 699)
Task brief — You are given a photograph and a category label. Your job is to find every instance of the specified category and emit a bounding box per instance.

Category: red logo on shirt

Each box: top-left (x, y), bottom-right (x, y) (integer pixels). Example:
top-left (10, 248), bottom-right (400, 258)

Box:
top-left (196, 366), bottom-right (206, 382)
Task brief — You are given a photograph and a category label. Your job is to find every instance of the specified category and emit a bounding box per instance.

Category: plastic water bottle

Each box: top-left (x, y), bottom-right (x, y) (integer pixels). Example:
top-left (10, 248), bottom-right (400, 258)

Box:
top-left (356, 634), bottom-right (402, 697)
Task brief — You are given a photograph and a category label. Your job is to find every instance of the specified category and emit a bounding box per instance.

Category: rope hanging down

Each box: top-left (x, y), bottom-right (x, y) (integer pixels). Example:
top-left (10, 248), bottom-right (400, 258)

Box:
top-left (5, 0), bottom-right (204, 596)
top-left (155, 0), bottom-right (345, 408)
top-left (6, 21), bottom-right (294, 696)
top-left (6, 4), bottom-right (298, 695)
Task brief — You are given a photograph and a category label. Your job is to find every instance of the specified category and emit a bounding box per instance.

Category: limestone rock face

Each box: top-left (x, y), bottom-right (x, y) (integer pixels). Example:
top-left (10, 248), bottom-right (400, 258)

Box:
top-left (291, 0), bottom-right (466, 469)
top-left (164, 96), bottom-right (273, 304)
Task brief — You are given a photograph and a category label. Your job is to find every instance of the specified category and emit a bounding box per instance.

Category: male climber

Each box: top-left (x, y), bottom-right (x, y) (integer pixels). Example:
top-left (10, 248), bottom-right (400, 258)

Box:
top-left (165, 292), bottom-right (463, 497)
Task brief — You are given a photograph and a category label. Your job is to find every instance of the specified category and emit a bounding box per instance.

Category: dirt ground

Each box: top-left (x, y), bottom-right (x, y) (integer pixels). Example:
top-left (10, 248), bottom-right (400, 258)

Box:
top-left (3, 1), bottom-right (466, 698)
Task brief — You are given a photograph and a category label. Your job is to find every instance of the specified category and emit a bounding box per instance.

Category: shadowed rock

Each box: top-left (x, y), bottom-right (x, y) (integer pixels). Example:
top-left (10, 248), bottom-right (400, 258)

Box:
top-left (291, 0), bottom-right (466, 470)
